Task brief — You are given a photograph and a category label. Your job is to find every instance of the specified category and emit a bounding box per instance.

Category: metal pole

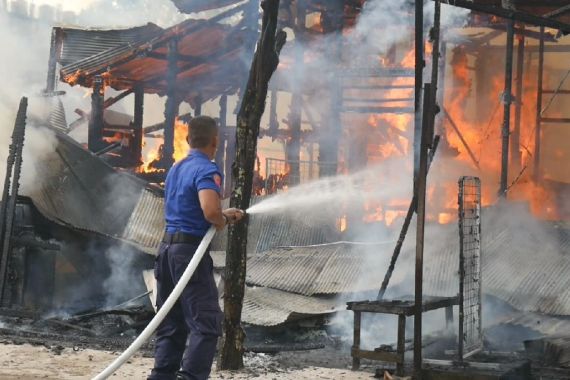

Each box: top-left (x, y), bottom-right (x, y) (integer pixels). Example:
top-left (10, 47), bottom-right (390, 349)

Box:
top-left (499, 20), bottom-right (515, 197)
top-left (534, 27), bottom-right (545, 182)
top-left (511, 32), bottom-right (525, 175)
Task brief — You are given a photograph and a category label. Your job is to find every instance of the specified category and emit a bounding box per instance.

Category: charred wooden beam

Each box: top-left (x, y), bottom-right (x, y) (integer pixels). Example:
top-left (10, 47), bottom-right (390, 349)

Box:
top-left (414, 83), bottom-right (433, 380)
top-left (194, 94), bottom-right (203, 116)
top-left (104, 88), bottom-right (134, 109)
top-left (143, 112), bottom-right (192, 134)
top-left (342, 106), bottom-right (415, 114)
top-left (415, 3), bottom-right (440, 377)
top-left (268, 89), bottom-right (279, 136)
top-left (216, 95), bottom-right (228, 193)
top-left (0, 98), bottom-right (27, 306)
top-left (413, 0), bottom-right (425, 188)
top-left (500, 20), bottom-right (515, 197)
top-left (487, 24), bottom-right (558, 41)
top-left (442, 108), bottom-right (481, 169)
top-left (88, 76), bottom-right (106, 153)
top-left (511, 33), bottom-right (525, 174)
top-left (159, 39), bottom-right (180, 170)
top-left (437, 0), bottom-right (570, 33)
top-left (218, 0), bottom-right (286, 370)
top-left (286, 0), bottom-right (306, 186)
top-left (544, 4), bottom-right (570, 18)
top-left (133, 85), bottom-right (144, 165)
top-left (318, 1), bottom-right (343, 176)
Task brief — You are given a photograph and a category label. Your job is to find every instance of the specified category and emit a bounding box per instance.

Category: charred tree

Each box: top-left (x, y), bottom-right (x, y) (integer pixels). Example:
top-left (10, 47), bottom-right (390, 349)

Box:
top-left (218, 0), bottom-right (286, 370)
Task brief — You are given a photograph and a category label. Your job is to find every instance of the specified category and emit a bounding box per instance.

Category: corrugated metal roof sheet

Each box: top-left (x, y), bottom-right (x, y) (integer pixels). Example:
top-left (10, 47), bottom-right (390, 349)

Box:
top-left (386, 208), bottom-right (570, 316)
top-left (246, 243), bottom-right (390, 296)
top-left (237, 286), bottom-right (343, 327)
top-left (57, 24), bottom-right (163, 67)
top-left (501, 313), bottom-right (570, 337)
top-left (28, 130), bottom-right (163, 253)
top-left (30, 132), bottom-right (145, 236)
top-left (210, 197), bottom-right (340, 254)
top-left (123, 190), bottom-right (165, 254)
top-left (245, 207), bottom-right (570, 316)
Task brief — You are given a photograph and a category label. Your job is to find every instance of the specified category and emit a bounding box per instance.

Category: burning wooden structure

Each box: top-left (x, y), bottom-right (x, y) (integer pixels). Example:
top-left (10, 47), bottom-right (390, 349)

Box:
top-left (0, 0), bottom-right (569, 378)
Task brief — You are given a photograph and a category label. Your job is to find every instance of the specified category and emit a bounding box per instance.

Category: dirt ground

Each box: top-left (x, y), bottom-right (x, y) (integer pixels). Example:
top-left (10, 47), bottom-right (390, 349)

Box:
top-left (0, 343), bottom-right (376, 379)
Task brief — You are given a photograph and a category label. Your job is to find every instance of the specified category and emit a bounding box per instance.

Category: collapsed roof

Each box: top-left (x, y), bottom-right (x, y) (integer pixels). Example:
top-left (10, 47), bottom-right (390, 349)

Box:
top-left (55, 4), bottom-right (256, 107)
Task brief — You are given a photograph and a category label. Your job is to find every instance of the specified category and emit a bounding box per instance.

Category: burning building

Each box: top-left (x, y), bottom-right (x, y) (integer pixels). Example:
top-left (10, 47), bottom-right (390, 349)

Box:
top-left (0, 0), bottom-right (570, 379)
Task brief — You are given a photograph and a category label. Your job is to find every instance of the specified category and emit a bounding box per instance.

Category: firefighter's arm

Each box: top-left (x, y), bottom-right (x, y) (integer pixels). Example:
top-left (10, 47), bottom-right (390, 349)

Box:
top-left (198, 189), bottom-right (226, 231)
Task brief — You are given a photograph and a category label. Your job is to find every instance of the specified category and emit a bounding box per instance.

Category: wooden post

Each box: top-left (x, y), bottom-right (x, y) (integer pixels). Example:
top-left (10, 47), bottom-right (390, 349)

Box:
top-left (534, 27), bottom-right (545, 182)
top-left (511, 32), bottom-right (525, 175)
top-left (352, 311), bottom-right (361, 371)
top-left (0, 98), bottom-right (27, 305)
top-left (414, 84), bottom-right (433, 380)
top-left (397, 314), bottom-right (406, 376)
top-left (319, 3), bottom-right (343, 175)
top-left (218, 0), bottom-right (286, 370)
top-left (286, 0), bottom-right (305, 185)
top-left (161, 38), bottom-right (180, 169)
top-left (413, 0), bottom-right (425, 183)
top-left (195, 95), bottom-right (203, 116)
top-left (133, 85), bottom-right (144, 165)
top-left (445, 306), bottom-right (453, 331)
top-left (216, 95), bottom-right (228, 182)
top-left (499, 20), bottom-right (515, 197)
top-left (88, 76), bottom-right (105, 153)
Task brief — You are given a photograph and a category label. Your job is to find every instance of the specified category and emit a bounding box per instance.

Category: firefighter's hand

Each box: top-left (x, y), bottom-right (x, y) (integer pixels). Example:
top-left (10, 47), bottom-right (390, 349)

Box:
top-left (223, 208), bottom-right (245, 224)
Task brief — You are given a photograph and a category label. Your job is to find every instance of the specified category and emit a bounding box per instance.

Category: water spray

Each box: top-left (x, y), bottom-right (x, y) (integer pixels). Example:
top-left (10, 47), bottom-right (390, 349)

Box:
top-left (92, 226), bottom-right (216, 380)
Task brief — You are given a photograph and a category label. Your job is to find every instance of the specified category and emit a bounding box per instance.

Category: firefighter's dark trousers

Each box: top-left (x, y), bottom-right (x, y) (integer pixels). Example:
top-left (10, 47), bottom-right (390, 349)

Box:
top-left (148, 241), bottom-right (223, 380)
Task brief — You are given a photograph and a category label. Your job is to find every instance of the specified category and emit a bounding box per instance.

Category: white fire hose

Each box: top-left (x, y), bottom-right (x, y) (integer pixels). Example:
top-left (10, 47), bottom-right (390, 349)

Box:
top-left (92, 226), bottom-right (217, 380)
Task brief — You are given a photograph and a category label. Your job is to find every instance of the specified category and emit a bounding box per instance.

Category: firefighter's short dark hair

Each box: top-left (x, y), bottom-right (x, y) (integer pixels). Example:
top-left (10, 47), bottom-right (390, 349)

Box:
top-left (188, 116), bottom-right (218, 148)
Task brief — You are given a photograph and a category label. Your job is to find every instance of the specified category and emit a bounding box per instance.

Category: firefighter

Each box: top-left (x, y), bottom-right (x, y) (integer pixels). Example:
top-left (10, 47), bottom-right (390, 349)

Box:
top-left (148, 116), bottom-right (244, 380)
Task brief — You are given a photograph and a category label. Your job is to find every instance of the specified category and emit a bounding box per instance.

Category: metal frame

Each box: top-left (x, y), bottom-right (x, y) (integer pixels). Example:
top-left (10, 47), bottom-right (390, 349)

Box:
top-left (458, 176), bottom-right (483, 360)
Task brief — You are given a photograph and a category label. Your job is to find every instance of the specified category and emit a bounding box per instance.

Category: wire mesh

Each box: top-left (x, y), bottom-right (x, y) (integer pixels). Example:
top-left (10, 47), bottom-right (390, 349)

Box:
top-left (458, 176), bottom-right (483, 359)
top-left (264, 158), bottom-right (336, 194)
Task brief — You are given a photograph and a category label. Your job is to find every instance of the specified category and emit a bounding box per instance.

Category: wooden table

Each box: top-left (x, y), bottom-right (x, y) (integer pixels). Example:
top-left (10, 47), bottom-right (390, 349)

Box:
top-left (347, 296), bottom-right (458, 376)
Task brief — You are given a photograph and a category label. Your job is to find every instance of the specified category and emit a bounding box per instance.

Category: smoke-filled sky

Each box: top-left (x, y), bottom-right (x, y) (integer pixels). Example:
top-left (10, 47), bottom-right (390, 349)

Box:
top-left (33, 0), bottom-right (98, 12)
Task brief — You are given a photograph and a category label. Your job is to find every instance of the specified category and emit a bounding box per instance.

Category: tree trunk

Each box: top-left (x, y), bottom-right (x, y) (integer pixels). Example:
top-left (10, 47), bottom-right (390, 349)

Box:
top-left (218, 0), bottom-right (286, 370)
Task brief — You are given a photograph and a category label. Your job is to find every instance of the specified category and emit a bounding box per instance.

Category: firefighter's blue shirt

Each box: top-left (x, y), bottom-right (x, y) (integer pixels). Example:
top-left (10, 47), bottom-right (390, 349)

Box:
top-left (164, 150), bottom-right (222, 237)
